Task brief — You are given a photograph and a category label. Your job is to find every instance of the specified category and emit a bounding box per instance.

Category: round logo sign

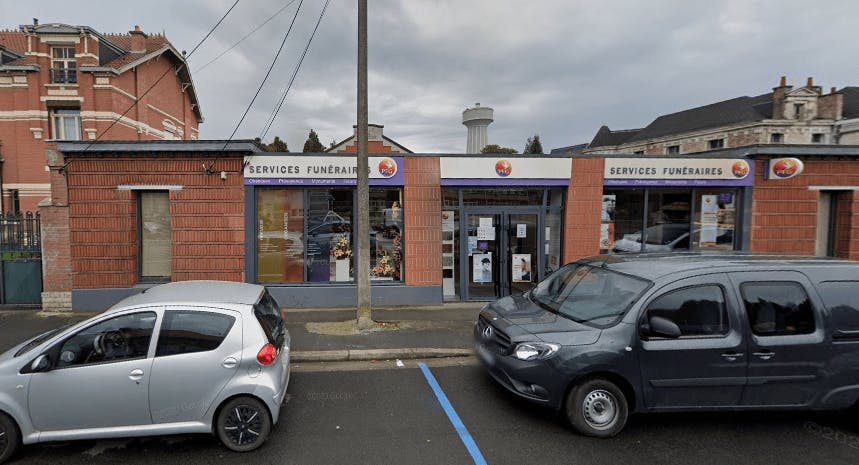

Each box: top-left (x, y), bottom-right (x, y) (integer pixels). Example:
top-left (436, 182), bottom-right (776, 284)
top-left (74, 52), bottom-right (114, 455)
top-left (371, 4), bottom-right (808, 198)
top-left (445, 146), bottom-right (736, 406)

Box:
top-left (377, 158), bottom-right (397, 178)
top-left (495, 159), bottom-right (512, 177)
top-left (770, 158), bottom-right (803, 179)
top-left (731, 160), bottom-right (750, 179)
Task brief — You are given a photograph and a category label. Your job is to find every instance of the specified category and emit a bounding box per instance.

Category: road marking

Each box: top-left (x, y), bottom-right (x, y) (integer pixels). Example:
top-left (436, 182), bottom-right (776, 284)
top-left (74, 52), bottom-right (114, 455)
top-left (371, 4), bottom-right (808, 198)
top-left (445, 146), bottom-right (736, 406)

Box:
top-left (418, 362), bottom-right (487, 465)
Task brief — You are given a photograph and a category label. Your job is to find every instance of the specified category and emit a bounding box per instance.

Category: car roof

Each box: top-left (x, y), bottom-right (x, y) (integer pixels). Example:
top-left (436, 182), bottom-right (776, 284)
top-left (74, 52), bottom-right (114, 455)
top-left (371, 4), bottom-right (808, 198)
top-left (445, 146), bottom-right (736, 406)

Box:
top-left (110, 280), bottom-right (265, 311)
top-left (582, 252), bottom-right (858, 281)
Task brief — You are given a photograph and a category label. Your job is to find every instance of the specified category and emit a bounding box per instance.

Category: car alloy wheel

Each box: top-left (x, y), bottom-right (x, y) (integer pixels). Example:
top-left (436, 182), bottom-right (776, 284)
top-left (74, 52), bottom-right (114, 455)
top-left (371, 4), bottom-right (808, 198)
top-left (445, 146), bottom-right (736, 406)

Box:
top-left (216, 397), bottom-right (272, 452)
top-left (0, 413), bottom-right (20, 464)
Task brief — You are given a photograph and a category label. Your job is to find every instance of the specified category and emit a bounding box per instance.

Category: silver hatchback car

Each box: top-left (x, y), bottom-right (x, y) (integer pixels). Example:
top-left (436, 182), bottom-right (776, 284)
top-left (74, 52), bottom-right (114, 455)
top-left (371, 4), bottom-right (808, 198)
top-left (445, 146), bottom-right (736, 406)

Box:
top-left (0, 280), bottom-right (290, 463)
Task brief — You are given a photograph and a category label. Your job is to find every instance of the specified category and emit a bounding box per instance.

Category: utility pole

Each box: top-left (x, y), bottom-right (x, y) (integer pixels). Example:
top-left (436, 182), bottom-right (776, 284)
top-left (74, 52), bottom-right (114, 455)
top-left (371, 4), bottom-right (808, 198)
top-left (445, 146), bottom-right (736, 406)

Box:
top-left (356, 0), bottom-right (372, 329)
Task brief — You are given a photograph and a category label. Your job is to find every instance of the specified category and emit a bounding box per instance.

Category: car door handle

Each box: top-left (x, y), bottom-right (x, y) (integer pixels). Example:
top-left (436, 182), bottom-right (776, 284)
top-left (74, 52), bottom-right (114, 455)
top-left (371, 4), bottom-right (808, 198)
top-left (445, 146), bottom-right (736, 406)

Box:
top-left (222, 357), bottom-right (238, 369)
top-left (753, 351), bottom-right (775, 360)
top-left (721, 352), bottom-right (743, 362)
top-left (129, 369), bottom-right (144, 381)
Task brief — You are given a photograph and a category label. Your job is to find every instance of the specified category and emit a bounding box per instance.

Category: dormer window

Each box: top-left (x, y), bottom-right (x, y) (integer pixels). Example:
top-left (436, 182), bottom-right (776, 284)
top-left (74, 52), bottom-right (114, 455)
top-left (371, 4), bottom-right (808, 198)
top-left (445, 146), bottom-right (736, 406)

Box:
top-left (794, 103), bottom-right (805, 119)
top-left (50, 47), bottom-right (77, 84)
top-left (666, 145), bottom-right (680, 154)
top-left (708, 139), bottom-right (725, 150)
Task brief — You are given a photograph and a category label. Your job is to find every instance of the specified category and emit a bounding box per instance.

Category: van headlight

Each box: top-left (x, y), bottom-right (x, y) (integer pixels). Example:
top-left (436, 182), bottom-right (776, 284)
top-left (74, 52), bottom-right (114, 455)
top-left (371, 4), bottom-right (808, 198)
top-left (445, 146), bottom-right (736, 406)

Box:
top-left (513, 342), bottom-right (561, 361)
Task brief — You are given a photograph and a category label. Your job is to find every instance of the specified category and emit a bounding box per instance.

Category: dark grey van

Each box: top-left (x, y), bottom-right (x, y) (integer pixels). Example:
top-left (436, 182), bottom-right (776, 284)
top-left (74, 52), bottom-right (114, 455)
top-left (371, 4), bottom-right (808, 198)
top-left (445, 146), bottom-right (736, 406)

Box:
top-left (474, 253), bottom-right (859, 437)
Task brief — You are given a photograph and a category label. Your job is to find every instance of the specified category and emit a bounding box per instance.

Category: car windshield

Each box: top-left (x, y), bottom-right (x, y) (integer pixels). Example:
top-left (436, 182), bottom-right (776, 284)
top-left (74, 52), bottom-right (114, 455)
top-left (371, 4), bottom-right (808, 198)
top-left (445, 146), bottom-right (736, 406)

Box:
top-left (530, 262), bottom-right (651, 327)
top-left (14, 325), bottom-right (70, 357)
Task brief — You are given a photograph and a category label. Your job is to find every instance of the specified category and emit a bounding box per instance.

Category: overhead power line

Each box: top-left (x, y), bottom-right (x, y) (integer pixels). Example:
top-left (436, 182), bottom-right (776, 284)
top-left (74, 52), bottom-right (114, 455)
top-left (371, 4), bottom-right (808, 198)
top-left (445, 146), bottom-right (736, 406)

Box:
top-left (194, 0), bottom-right (299, 74)
top-left (224, 0), bottom-right (305, 147)
top-left (260, 0), bottom-right (331, 141)
top-left (76, 0), bottom-right (241, 154)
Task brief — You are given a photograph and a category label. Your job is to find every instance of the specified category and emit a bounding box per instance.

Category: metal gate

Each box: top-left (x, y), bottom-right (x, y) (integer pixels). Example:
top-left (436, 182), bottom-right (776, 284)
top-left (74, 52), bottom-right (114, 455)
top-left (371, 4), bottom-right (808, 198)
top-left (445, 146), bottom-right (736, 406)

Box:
top-left (0, 212), bottom-right (43, 305)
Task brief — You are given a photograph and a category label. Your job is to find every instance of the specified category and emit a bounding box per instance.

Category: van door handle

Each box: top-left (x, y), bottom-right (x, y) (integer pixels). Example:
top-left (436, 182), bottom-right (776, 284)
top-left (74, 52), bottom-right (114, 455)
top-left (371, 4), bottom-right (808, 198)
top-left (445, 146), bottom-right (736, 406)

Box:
top-left (753, 351), bottom-right (775, 360)
top-left (720, 352), bottom-right (743, 362)
top-left (222, 357), bottom-right (238, 369)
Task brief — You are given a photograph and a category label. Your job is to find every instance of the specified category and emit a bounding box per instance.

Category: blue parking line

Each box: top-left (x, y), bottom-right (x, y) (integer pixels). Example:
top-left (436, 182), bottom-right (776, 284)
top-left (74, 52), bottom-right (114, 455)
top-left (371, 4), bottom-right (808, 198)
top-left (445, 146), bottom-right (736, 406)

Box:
top-left (418, 362), bottom-right (487, 465)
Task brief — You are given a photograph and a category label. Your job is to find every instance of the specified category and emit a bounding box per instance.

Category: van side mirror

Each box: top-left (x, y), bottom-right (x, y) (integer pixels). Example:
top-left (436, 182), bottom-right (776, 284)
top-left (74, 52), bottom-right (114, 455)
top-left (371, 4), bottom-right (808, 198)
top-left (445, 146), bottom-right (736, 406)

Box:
top-left (646, 316), bottom-right (681, 339)
top-left (29, 354), bottom-right (51, 373)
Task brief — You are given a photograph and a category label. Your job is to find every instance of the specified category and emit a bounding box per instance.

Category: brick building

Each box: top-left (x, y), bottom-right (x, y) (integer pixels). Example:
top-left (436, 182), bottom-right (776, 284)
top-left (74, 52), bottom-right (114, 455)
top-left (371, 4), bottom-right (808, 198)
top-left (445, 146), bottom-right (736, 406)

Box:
top-left (0, 20), bottom-right (202, 213)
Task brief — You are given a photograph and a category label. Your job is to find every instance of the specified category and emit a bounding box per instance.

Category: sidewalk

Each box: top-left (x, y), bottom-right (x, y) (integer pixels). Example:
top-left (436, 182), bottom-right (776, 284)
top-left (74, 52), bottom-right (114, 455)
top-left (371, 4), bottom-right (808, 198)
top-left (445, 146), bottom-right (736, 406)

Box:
top-left (286, 302), bottom-right (483, 362)
top-left (0, 303), bottom-right (484, 362)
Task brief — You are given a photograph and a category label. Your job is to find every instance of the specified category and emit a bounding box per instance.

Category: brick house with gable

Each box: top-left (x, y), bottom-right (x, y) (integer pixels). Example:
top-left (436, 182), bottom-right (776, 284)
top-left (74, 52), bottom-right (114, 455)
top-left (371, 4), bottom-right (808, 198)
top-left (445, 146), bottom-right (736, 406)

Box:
top-left (0, 20), bottom-right (203, 213)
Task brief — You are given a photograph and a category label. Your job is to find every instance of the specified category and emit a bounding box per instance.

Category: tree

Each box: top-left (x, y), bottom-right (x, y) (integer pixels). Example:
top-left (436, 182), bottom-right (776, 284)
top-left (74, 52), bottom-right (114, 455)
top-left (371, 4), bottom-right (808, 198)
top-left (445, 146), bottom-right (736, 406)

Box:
top-left (254, 136), bottom-right (289, 152)
top-left (302, 129), bottom-right (326, 152)
top-left (267, 136), bottom-right (289, 152)
top-left (523, 134), bottom-right (544, 154)
top-left (481, 144), bottom-right (517, 154)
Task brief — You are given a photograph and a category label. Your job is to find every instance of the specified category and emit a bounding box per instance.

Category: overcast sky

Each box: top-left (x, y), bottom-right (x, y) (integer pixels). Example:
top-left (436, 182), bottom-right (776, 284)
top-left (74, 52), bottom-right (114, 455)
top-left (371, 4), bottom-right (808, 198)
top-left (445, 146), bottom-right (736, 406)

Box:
top-left (3, 0), bottom-right (858, 153)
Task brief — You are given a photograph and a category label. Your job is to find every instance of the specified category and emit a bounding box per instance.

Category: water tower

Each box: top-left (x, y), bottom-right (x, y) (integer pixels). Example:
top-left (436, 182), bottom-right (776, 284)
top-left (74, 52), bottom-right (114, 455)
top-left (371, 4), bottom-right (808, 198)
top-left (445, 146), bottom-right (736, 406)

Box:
top-left (462, 103), bottom-right (494, 154)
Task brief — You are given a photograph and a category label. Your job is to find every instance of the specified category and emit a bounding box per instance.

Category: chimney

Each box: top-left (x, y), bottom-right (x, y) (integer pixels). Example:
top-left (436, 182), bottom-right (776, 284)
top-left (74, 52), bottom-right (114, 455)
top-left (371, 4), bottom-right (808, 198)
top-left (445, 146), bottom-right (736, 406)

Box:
top-left (772, 75), bottom-right (792, 120)
top-left (129, 25), bottom-right (147, 53)
top-left (33, 18), bottom-right (38, 26)
top-left (818, 86), bottom-right (844, 120)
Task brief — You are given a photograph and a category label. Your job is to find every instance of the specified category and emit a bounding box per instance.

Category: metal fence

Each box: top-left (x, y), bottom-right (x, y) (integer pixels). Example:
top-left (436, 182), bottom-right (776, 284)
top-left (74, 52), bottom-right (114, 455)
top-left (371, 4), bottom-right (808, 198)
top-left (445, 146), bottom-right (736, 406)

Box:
top-left (0, 211), bottom-right (42, 305)
top-left (0, 211), bottom-right (41, 257)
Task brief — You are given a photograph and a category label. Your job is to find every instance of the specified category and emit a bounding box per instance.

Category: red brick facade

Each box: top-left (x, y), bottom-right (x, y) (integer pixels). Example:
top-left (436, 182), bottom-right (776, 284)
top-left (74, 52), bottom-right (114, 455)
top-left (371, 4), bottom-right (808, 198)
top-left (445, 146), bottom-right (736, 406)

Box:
top-left (564, 157), bottom-right (604, 262)
top-left (0, 24), bottom-right (201, 213)
top-left (403, 157), bottom-right (442, 286)
top-left (61, 151), bottom-right (246, 289)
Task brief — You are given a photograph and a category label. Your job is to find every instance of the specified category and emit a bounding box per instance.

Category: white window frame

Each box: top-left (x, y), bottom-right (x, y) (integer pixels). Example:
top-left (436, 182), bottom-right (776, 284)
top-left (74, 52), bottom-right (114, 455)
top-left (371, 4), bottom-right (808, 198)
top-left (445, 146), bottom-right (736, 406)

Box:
top-left (50, 108), bottom-right (82, 141)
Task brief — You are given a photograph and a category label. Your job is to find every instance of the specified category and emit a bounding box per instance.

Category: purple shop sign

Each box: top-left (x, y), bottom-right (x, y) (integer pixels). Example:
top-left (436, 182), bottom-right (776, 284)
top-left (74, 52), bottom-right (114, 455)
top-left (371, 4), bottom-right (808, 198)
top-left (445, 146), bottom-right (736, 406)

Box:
top-left (604, 177), bottom-right (753, 187)
top-left (246, 176), bottom-right (403, 186)
top-left (441, 178), bottom-right (570, 186)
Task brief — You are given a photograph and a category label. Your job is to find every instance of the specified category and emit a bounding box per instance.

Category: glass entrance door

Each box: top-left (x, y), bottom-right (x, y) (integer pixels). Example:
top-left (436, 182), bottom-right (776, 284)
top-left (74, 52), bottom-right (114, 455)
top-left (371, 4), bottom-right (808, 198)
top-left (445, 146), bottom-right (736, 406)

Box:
top-left (464, 210), bottom-right (540, 301)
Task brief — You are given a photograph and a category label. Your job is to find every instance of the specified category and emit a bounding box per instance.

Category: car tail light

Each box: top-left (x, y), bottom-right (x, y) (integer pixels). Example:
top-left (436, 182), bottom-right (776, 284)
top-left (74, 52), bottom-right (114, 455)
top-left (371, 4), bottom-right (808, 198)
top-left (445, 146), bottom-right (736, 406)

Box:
top-left (257, 343), bottom-right (277, 365)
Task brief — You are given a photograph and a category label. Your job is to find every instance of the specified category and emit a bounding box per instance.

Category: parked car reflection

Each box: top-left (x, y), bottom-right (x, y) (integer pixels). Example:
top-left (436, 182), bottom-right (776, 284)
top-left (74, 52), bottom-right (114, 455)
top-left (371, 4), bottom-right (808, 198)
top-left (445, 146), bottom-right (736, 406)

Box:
top-left (613, 224), bottom-right (733, 253)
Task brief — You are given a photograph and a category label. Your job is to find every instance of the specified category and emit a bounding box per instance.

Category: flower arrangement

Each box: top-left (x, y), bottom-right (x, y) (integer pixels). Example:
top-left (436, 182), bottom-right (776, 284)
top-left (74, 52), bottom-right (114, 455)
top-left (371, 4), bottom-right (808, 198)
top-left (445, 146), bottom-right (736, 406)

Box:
top-left (332, 235), bottom-right (352, 260)
top-left (372, 252), bottom-right (395, 277)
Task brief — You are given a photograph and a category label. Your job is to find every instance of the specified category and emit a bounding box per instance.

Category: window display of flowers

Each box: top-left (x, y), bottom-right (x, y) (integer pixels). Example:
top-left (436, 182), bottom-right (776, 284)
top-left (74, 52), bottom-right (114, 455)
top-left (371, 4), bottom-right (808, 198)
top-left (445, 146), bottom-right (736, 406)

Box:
top-left (372, 252), bottom-right (395, 277)
top-left (332, 235), bottom-right (352, 260)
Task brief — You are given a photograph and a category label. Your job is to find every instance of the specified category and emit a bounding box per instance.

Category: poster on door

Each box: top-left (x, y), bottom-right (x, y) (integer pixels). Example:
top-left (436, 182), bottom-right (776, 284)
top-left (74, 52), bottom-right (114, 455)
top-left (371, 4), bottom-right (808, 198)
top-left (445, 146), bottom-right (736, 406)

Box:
top-left (473, 253), bottom-right (492, 283)
top-left (700, 195), bottom-right (719, 243)
top-left (512, 254), bottom-right (532, 282)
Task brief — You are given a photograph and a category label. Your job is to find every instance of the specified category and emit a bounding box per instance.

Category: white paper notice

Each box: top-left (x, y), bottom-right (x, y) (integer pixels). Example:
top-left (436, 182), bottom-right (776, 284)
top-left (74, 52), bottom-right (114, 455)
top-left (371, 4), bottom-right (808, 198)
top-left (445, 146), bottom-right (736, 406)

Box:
top-left (477, 227), bottom-right (495, 241)
top-left (545, 227), bottom-right (550, 241)
top-left (479, 217), bottom-right (493, 228)
top-left (516, 224), bottom-right (527, 238)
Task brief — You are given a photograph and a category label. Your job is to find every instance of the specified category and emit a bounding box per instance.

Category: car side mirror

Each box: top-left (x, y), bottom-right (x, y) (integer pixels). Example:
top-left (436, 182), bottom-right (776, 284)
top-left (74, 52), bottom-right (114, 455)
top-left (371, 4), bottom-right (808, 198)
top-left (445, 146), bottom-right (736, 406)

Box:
top-left (647, 316), bottom-right (681, 339)
top-left (29, 354), bottom-right (51, 373)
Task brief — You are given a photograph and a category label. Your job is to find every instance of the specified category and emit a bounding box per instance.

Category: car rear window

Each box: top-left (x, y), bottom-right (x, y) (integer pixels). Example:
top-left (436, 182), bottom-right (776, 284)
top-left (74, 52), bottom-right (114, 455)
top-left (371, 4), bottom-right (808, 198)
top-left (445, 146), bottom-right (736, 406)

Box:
top-left (254, 291), bottom-right (285, 348)
top-left (156, 311), bottom-right (236, 357)
top-left (818, 281), bottom-right (859, 337)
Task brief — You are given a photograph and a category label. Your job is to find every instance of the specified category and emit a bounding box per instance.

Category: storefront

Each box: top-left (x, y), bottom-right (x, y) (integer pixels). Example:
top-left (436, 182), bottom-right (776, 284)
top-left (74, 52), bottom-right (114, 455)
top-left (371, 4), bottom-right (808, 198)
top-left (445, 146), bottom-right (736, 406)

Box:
top-left (599, 157), bottom-right (754, 254)
top-left (439, 157), bottom-right (571, 301)
top-left (243, 154), bottom-right (410, 306)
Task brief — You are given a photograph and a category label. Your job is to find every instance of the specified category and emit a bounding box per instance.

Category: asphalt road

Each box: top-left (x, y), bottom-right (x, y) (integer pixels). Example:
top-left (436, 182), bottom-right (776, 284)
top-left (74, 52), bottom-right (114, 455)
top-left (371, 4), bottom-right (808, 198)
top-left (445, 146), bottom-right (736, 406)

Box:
top-left (5, 358), bottom-right (859, 465)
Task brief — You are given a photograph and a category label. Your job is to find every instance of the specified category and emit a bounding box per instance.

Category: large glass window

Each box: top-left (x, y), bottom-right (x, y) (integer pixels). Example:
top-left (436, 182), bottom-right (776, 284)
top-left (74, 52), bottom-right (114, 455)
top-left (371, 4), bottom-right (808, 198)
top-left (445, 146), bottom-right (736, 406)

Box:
top-left (255, 187), bottom-right (404, 283)
top-left (50, 46), bottom-right (76, 83)
top-left (257, 189), bottom-right (304, 283)
top-left (606, 188), bottom-right (739, 253)
top-left (370, 189), bottom-right (403, 281)
top-left (139, 192), bottom-right (171, 279)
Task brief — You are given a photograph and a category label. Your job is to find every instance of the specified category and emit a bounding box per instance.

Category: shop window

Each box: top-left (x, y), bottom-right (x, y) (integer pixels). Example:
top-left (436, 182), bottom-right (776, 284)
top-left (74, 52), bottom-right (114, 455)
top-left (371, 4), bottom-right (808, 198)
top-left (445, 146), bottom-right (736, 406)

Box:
top-left (50, 108), bottom-right (82, 141)
top-left (306, 188), bottom-right (353, 282)
top-left (692, 190), bottom-right (737, 251)
top-left (603, 189), bottom-right (644, 253)
top-left (644, 189), bottom-right (691, 252)
top-left (139, 191), bottom-right (171, 280)
top-left (257, 189), bottom-right (304, 283)
top-left (50, 47), bottom-right (76, 84)
top-left (370, 189), bottom-right (403, 281)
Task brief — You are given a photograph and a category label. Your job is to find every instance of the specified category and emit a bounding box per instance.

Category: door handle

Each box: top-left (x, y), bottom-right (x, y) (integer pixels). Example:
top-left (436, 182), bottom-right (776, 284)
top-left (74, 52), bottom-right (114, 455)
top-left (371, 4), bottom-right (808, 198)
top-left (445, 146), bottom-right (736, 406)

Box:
top-left (129, 369), bottom-right (144, 381)
top-left (720, 352), bottom-right (743, 362)
top-left (222, 357), bottom-right (238, 369)
top-left (753, 351), bottom-right (775, 360)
